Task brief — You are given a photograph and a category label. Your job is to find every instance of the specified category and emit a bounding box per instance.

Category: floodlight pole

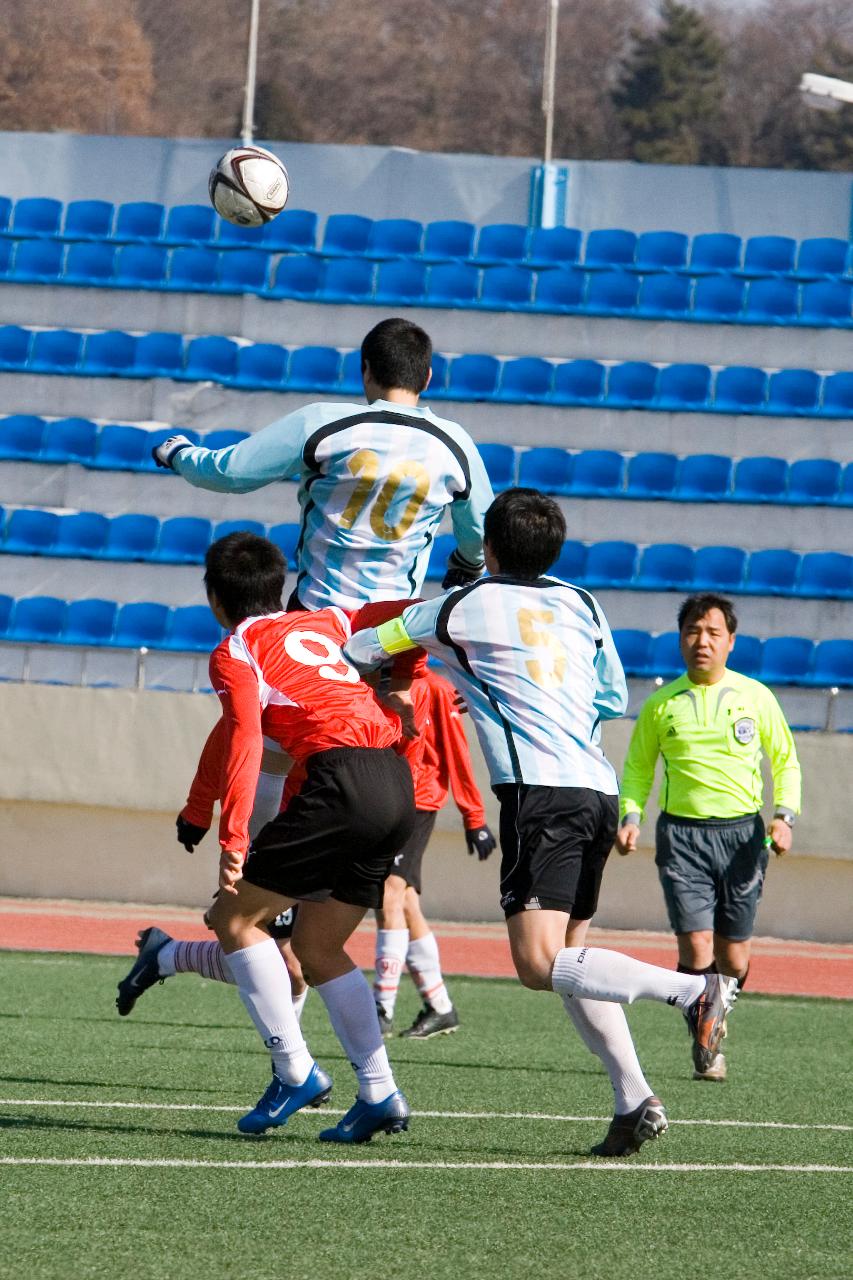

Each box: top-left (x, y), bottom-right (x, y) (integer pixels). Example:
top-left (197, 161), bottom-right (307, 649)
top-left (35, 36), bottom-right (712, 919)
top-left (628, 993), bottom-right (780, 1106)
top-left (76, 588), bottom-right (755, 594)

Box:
top-left (241, 0), bottom-right (261, 145)
top-left (542, 0), bottom-right (560, 164)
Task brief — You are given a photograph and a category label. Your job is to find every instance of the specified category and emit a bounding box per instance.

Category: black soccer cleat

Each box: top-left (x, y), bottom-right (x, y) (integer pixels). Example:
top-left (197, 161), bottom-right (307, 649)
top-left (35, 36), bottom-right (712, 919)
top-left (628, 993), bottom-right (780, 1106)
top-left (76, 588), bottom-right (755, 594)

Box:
top-left (399, 1003), bottom-right (460, 1039)
top-left (590, 1095), bottom-right (668, 1158)
top-left (115, 926), bottom-right (172, 1016)
top-left (684, 974), bottom-right (739, 1074)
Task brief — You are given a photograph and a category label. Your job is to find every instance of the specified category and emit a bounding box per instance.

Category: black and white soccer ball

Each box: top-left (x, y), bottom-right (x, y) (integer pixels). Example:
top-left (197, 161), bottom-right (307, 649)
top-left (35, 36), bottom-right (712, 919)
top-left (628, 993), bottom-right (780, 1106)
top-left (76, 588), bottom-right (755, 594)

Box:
top-left (208, 145), bottom-right (289, 228)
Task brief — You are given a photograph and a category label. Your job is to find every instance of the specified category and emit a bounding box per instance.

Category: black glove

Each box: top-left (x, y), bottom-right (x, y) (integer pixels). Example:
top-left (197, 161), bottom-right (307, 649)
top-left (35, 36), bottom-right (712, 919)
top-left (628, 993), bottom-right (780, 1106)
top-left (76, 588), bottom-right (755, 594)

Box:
top-left (176, 814), bottom-right (209, 852)
top-left (465, 825), bottom-right (497, 860)
top-left (441, 549), bottom-right (485, 591)
top-left (152, 433), bottom-right (194, 469)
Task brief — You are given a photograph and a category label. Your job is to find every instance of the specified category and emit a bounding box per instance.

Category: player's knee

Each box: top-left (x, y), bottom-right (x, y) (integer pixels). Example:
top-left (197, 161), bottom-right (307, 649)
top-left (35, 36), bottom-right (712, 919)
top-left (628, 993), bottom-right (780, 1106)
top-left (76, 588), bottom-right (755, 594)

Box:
top-left (513, 954), bottom-right (553, 990)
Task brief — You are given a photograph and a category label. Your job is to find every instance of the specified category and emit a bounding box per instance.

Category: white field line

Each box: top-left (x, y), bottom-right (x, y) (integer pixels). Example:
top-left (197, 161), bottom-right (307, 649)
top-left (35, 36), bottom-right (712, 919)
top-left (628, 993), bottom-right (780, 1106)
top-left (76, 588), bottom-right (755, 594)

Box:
top-left (0, 1156), bottom-right (850, 1174)
top-left (0, 1098), bottom-right (850, 1132)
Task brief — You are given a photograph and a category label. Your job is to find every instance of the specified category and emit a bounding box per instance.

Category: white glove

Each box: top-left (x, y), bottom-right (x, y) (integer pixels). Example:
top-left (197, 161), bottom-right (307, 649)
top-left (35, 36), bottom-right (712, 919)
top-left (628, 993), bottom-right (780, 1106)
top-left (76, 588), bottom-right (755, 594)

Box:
top-left (152, 434), bottom-right (194, 469)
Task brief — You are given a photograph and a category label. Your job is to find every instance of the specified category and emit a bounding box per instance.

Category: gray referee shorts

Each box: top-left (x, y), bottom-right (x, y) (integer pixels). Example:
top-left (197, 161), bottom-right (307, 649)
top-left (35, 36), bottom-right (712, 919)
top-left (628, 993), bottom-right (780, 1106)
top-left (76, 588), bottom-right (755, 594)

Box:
top-left (655, 812), bottom-right (769, 941)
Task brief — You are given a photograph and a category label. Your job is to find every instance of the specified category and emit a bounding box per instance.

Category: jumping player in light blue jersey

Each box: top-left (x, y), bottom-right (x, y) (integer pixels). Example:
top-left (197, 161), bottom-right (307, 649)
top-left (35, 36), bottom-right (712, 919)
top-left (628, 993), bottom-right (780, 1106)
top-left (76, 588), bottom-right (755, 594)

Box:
top-left (153, 318), bottom-right (494, 610)
top-left (345, 488), bottom-right (740, 1159)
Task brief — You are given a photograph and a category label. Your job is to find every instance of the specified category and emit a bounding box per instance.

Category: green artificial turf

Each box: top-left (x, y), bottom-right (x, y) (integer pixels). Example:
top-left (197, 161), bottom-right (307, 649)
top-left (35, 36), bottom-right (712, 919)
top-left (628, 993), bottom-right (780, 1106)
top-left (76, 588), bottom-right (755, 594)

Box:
top-left (1, 951), bottom-right (851, 1280)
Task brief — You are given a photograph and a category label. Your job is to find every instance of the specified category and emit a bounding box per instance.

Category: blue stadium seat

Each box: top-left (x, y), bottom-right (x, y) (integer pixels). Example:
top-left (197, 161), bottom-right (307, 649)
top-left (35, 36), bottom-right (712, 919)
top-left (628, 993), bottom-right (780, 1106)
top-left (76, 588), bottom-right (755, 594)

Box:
top-left (793, 237), bottom-right (850, 280)
top-left (318, 258), bottom-right (375, 302)
top-left (63, 242), bottom-right (116, 285)
top-left (182, 335), bottom-right (240, 382)
top-left (162, 204), bottom-right (217, 246)
top-left (740, 235), bottom-right (797, 277)
top-left (656, 363), bottom-right (712, 410)
top-left (374, 260), bottom-right (428, 304)
top-left (204, 430), bottom-right (250, 451)
top-left (524, 226), bottom-right (581, 269)
top-left (9, 595), bottom-right (66, 643)
top-left (3, 508), bottom-right (60, 554)
top-left (269, 254), bottom-right (324, 299)
top-left (479, 265), bottom-right (534, 309)
top-left (53, 512), bottom-right (110, 558)
top-left (518, 447), bottom-right (573, 495)
top-left (799, 281), bottom-right (853, 326)
top-left (765, 368), bottom-right (821, 415)
top-left (215, 220), bottom-right (263, 248)
top-left (132, 330), bottom-right (185, 378)
top-left (759, 636), bottom-right (814, 684)
top-left (798, 552), bottom-right (853, 599)
top-left (424, 533), bottom-right (456, 582)
top-left (420, 220), bottom-right (476, 263)
top-left (154, 516), bottom-right (213, 564)
top-left (732, 456), bottom-right (788, 503)
top-left (472, 223), bottom-right (528, 265)
top-left (633, 230), bottom-right (689, 272)
top-left (0, 592), bottom-right (11, 638)
top-left (636, 543), bottom-right (694, 590)
top-left (612, 629), bottom-right (653, 677)
top-left (232, 342), bottom-right (289, 390)
top-left (606, 361), bottom-right (658, 407)
top-left (320, 213), bottom-right (373, 256)
top-left (0, 325), bottom-right (32, 369)
top-left (675, 454), bottom-right (733, 501)
top-left (365, 218), bottom-right (423, 259)
top-left (713, 365), bottom-right (768, 412)
top-left (83, 330), bottom-right (137, 376)
top-left (213, 519), bottom-right (267, 541)
top-left (692, 275), bottom-right (745, 320)
top-left (496, 356), bottom-right (553, 402)
top-left (113, 201), bottom-right (166, 242)
top-left (584, 228), bottom-right (637, 270)
top-left (552, 540), bottom-right (587, 581)
top-left (550, 359), bottom-right (605, 405)
top-left (0, 196), bottom-right (12, 234)
top-left (807, 639), bottom-right (853, 688)
top-left (104, 514), bottom-right (161, 561)
top-left (12, 239), bottom-right (64, 282)
top-left (11, 197), bottom-right (63, 237)
top-left (287, 345), bottom-right (341, 392)
top-left (692, 545), bottom-right (747, 590)
top-left (0, 414), bottom-right (46, 461)
top-left (339, 348), bottom-right (365, 395)
top-left (28, 329), bottom-right (83, 374)
top-left (112, 601), bottom-right (171, 648)
top-left (744, 549), bottom-right (800, 595)
top-left (686, 233), bottom-right (742, 274)
top-left (424, 352), bottom-right (448, 398)
top-left (586, 271), bottom-right (639, 315)
top-left (626, 452), bottom-right (679, 499)
top-left (648, 631), bottom-right (683, 679)
top-left (787, 459), bottom-right (841, 505)
top-left (840, 463), bottom-right (853, 506)
top-left (163, 605), bottom-right (223, 652)
top-left (821, 371), bottom-right (853, 417)
top-left (584, 540), bottom-right (638, 587)
top-left (637, 273), bottom-right (692, 318)
top-left (568, 450), bottom-right (624, 497)
top-left (744, 278), bottom-right (799, 323)
top-left (426, 262), bottom-right (480, 306)
top-left (217, 248), bottom-right (270, 294)
top-left (168, 247), bottom-right (220, 291)
top-left (447, 354), bottom-right (501, 400)
top-left (114, 244), bottom-right (169, 288)
top-left (91, 425), bottom-right (151, 471)
top-left (0, 238), bottom-right (11, 276)
top-left (267, 523), bottom-right (301, 567)
top-left (63, 598), bottom-right (118, 645)
top-left (477, 443), bottom-right (516, 492)
top-left (726, 633), bottom-right (762, 677)
top-left (62, 199), bottom-right (115, 241)
top-left (41, 417), bottom-right (97, 465)
top-left (531, 267), bottom-right (586, 312)
top-left (263, 209), bottom-right (318, 252)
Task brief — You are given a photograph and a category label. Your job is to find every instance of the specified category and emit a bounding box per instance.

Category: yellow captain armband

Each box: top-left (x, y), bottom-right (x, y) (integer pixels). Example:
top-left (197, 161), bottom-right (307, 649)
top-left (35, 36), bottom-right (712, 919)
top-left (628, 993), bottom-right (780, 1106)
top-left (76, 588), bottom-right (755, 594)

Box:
top-left (375, 616), bottom-right (416, 656)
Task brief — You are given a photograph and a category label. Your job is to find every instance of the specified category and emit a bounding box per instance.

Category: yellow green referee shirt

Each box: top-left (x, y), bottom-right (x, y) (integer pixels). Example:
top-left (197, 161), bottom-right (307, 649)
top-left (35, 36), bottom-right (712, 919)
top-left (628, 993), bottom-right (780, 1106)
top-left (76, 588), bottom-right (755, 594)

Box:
top-left (620, 669), bottom-right (802, 822)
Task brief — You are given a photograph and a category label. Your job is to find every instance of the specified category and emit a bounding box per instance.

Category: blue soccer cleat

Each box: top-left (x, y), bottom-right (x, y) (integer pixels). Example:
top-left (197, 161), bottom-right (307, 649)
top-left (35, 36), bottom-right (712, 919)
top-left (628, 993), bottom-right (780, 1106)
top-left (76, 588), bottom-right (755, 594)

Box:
top-left (237, 1063), bottom-right (333, 1135)
top-left (318, 1089), bottom-right (410, 1144)
top-left (116, 926), bottom-right (172, 1016)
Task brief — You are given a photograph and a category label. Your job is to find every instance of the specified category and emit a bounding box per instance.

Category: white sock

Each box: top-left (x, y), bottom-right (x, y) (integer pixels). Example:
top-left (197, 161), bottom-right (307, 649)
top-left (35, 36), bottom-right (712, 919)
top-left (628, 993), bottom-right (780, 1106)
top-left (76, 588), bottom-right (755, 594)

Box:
top-left (373, 928), bottom-right (409, 1017)
top-left (292, 987), bottom-right (309, 1022)
top-left (551, 947), bottom-right (704, 1010)
top-left (406, 932), bottom-right (453, 1014)
top-left (562, 995), bottom-right (654, 1114)
top-left (316, 968), bottom-right (397, 1104)
top-left (159, 939), bottom-right (234, 982)
top-left (248, 769), bottom-right (286, 840)
top-left (225, 938), bottom-right (314, 1085)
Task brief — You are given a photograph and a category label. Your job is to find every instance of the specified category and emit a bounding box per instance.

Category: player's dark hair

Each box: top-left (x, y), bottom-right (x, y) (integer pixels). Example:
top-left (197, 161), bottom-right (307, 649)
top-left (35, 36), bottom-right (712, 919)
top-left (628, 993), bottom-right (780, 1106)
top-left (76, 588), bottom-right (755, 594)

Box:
top-left (361, 317), bottom-right (432, 393)
top-left (204, 532), bottom-right (285, 624)
top-left (483, 488), bottom-right (566, 579)
top-left (677, 592), bottom-right (738, 634)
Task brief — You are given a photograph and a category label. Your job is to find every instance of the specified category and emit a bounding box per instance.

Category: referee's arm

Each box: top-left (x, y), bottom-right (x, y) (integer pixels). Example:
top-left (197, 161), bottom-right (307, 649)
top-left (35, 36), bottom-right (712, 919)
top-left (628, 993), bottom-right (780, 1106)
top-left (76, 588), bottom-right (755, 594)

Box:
top-left (759, 686), bottom-right (802, 854)
top-left (615, 701), bottom-right (661, 854)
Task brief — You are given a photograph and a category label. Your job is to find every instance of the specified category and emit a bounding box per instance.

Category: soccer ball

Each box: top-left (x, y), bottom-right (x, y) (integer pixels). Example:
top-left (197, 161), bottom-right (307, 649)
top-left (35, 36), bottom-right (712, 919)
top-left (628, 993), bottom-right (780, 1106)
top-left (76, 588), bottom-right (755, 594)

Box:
top-left (208, 145), bottom-right (289, 228)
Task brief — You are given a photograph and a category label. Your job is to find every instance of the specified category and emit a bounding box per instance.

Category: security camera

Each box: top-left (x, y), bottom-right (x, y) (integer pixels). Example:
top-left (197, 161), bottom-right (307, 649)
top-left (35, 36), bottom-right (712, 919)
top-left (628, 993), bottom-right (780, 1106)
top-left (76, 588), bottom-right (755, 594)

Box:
top-left (799, 72), bottom-right (853, 112)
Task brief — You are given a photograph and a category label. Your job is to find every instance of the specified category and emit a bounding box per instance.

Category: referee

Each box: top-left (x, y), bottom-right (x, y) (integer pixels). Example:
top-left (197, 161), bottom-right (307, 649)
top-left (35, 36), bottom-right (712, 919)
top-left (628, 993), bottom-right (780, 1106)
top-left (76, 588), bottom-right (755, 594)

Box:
top-left (615, 592), bottom-right (801, 1082)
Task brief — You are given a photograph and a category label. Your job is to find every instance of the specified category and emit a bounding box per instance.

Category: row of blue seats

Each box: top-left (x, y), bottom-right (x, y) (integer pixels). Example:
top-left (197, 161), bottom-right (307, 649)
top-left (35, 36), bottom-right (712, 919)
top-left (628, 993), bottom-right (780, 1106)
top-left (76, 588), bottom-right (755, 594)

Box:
top-left (3, 509), bottom-right (852, 599)
top-left (3, 237), bottom-right (853, 327)
top-left (0, 588), bottom-right (849, 686)
top-left (2, 197), bottom-right (851, 281)
top-left (3, 418), bottom-right (853, 508)
top-left (2, 325), bottom-right (852, 417)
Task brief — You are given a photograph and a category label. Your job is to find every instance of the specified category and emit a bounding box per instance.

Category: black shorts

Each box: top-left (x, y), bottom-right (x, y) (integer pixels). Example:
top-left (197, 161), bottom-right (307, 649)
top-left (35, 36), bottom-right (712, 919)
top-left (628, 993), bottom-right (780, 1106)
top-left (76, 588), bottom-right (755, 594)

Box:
top-left (656, 812), bottom-right (768, 940)
top-left (266, 904), bottom-right (298, 940)
top-left (387, 809), bottom-right (437, 893)
top-left (494, 783), bottom-right (618, 919)
top-left (242, 747), bottom-right (416, 909)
